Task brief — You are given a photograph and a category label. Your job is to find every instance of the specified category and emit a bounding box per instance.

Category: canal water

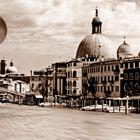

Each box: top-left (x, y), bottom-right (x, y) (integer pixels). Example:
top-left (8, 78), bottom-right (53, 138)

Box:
top-left (0, 103), bottom-right (140, 140)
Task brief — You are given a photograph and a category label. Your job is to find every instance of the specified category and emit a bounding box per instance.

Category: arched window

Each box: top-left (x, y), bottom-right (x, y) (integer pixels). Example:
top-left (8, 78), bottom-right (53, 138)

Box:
top-left (124, 83), bottom-right (129, 91)
top-left (73, 71), bottom-right (77, 77)
top-left (129, 82), bottom-right (133, 91)
top-left (73, 89), bottom-right (76, 94)
top-left (73, 81), bottom-right (76, 87)
top-left (135, 82), bottom-right (140, 91)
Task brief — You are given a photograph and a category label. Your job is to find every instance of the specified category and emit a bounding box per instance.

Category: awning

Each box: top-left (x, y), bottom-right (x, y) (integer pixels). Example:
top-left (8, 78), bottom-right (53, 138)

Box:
top-left (35, 95), bottom-right (43, 99)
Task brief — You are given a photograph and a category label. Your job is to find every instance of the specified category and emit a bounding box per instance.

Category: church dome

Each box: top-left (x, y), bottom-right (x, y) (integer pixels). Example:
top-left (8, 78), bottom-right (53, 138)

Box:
top-left (6, 66), bottom-right (17, 73)
top-left (76, 8), bottom-right (115, 59)
top-left (76, 34), bottom-right (114, 59)
top-left (117, 41), bottom-right (132, 59)
top-left (6, 61), bottom-right (18, 74)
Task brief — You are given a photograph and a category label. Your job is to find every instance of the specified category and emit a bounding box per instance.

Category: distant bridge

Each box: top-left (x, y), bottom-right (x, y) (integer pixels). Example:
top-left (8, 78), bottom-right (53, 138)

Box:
top-left (0, 88), bottom-right (24, 103)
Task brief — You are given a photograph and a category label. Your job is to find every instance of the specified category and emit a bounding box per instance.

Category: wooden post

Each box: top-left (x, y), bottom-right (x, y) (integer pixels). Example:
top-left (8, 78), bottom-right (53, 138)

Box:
top-left (95, 100), bottom-right (97, 110)
top-left (119, 100), bottom-right (120, 112)
top-left (138, 99), bottom-right (139, 113)
top-left (125, 96), bottom-right (129, 115)
top-left (102, 100), bottom-right (104, 112)
top-left (113, 100), bottom-right (115, 113)
top-left (131, 100), bottom-right (133, 113)
top-left (109, 100), bottom-right (111, 107)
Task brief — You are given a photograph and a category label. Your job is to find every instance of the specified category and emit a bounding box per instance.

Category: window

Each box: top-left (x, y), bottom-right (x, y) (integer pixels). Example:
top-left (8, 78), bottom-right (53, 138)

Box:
top-left (124, 73), bottom-right (128, 80)
top-left (104, 86), bottom-right (106, 91)
top-left (129, 82), bottom-right (133, 91)
top-left (112, 65), bottom-right (114, 71)
top-left (98, 67), bottom-right (100, 72)
top-left (124, 83), bottom-right (129, 91)
top-left (115, 65), bottom-right (119, 70)
top-left (73, 81), bottom-right (76, 87)
top-left (108, 66), bottom-right (110, 71)
top-left (73, 89), bottom-right (76, 94)
top-left (69, 81), bottom-right (72, 87)
top-left (96, 67), bottom-right (98, 72)
top-left (135, 72), bottom-right (139, 80)
top-left (115, 76), bottom-right (119, 81)
top-left (101, 66), bottom-right (103, 72)
top-left (73, 63), bottom-right (77, 66)
top-left (115, 86), bottom-right (119, 92)
top-left (98, 77), bottom-right (100, 83)
top-left (108, 76), bottom-right (110, 82)
top-left (32, 77), bottom-right (34, 81)
top-left (130, 62), bottom-right (133, 69)
top-left (67, 81), bottom-right (69, 87)
top-left (101, 86), bottom-right (103, 92)
top-left (135, 61), bottom-right (139, 68)
top-left (111, 86), bottom-right (113, 92)
top-left (68, 72), bottom-right (70, 78)
top-left (95, 27), bottom-right (98, 33)
top-left (125, 63), bottom-right (128, 69)
top-left (101, 76), bottom-right (103, 82)
top-left (73, 71), bottom-right (77, 77)
top-left (104, 66), bottom-right (106, 71)
top-left (135, 82), bottom-right (140, 91)
top-left (108, 86), bottom-right (110, 91)
top-left (112, 76), bottom-right (114, 81)
top-left (129, 73), bottom-right (134, 80)
top-left (121, 63), bottom-right (123, 68)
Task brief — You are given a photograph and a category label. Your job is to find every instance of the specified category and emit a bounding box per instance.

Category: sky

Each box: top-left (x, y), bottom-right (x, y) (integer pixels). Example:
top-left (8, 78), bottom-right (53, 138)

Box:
top-left (0, 0), bottom-right (140, 74)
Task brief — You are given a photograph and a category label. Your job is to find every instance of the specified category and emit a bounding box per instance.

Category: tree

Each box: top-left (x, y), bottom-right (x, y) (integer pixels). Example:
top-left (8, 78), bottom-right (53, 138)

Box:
top-left (86, 77), bottom-right (97, 98)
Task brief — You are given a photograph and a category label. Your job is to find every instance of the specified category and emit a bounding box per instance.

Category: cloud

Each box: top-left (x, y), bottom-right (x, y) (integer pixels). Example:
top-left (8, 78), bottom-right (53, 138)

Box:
top-left (0, 0), bottom-right (140, 74)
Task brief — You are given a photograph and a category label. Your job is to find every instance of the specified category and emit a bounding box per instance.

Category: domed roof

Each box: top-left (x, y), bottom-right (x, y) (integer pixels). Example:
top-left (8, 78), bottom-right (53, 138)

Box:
top-left (76, 34), bottom-right (114, 59)
top-left (6, 66), bottom-right (17, 73)
top-left (6, 61), bottom-right (18, 74)
top-left (117, 41), bottom-right (132, 59)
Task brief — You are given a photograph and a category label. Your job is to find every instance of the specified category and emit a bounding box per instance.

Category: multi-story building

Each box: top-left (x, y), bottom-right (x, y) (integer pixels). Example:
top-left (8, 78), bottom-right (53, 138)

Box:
top-left (52, 62), bottom-right (66, 97)
top-left (66, 59), bottom-right (82, 96)
top-left (120, 56), bottom-right (140, 97)
top-left (82, 59), bottom-right (120, 99)
top-left (30, 69), bottom-right (46, 94)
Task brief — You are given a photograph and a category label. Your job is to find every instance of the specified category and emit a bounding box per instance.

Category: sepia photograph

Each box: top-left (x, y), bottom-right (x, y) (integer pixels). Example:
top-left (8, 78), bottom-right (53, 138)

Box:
top-left (0, 0), bottom-right (140, 140)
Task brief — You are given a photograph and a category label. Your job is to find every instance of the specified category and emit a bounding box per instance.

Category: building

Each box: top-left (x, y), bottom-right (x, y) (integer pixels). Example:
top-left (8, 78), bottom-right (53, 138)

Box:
top-left (51, 62), bottom-right (66, 102)
top-left (28, 8), bottom-right (140, 109)
top-left (0, 59), bottom-right (6, 75)
top-left (120, 57), bottom-right (140, 97)
top-left (30, 62), bottom-right (66, 103)
top-left (76, 8), bottom-right (114, 59)
top-left (82, 59), bottom-right (120, 99)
